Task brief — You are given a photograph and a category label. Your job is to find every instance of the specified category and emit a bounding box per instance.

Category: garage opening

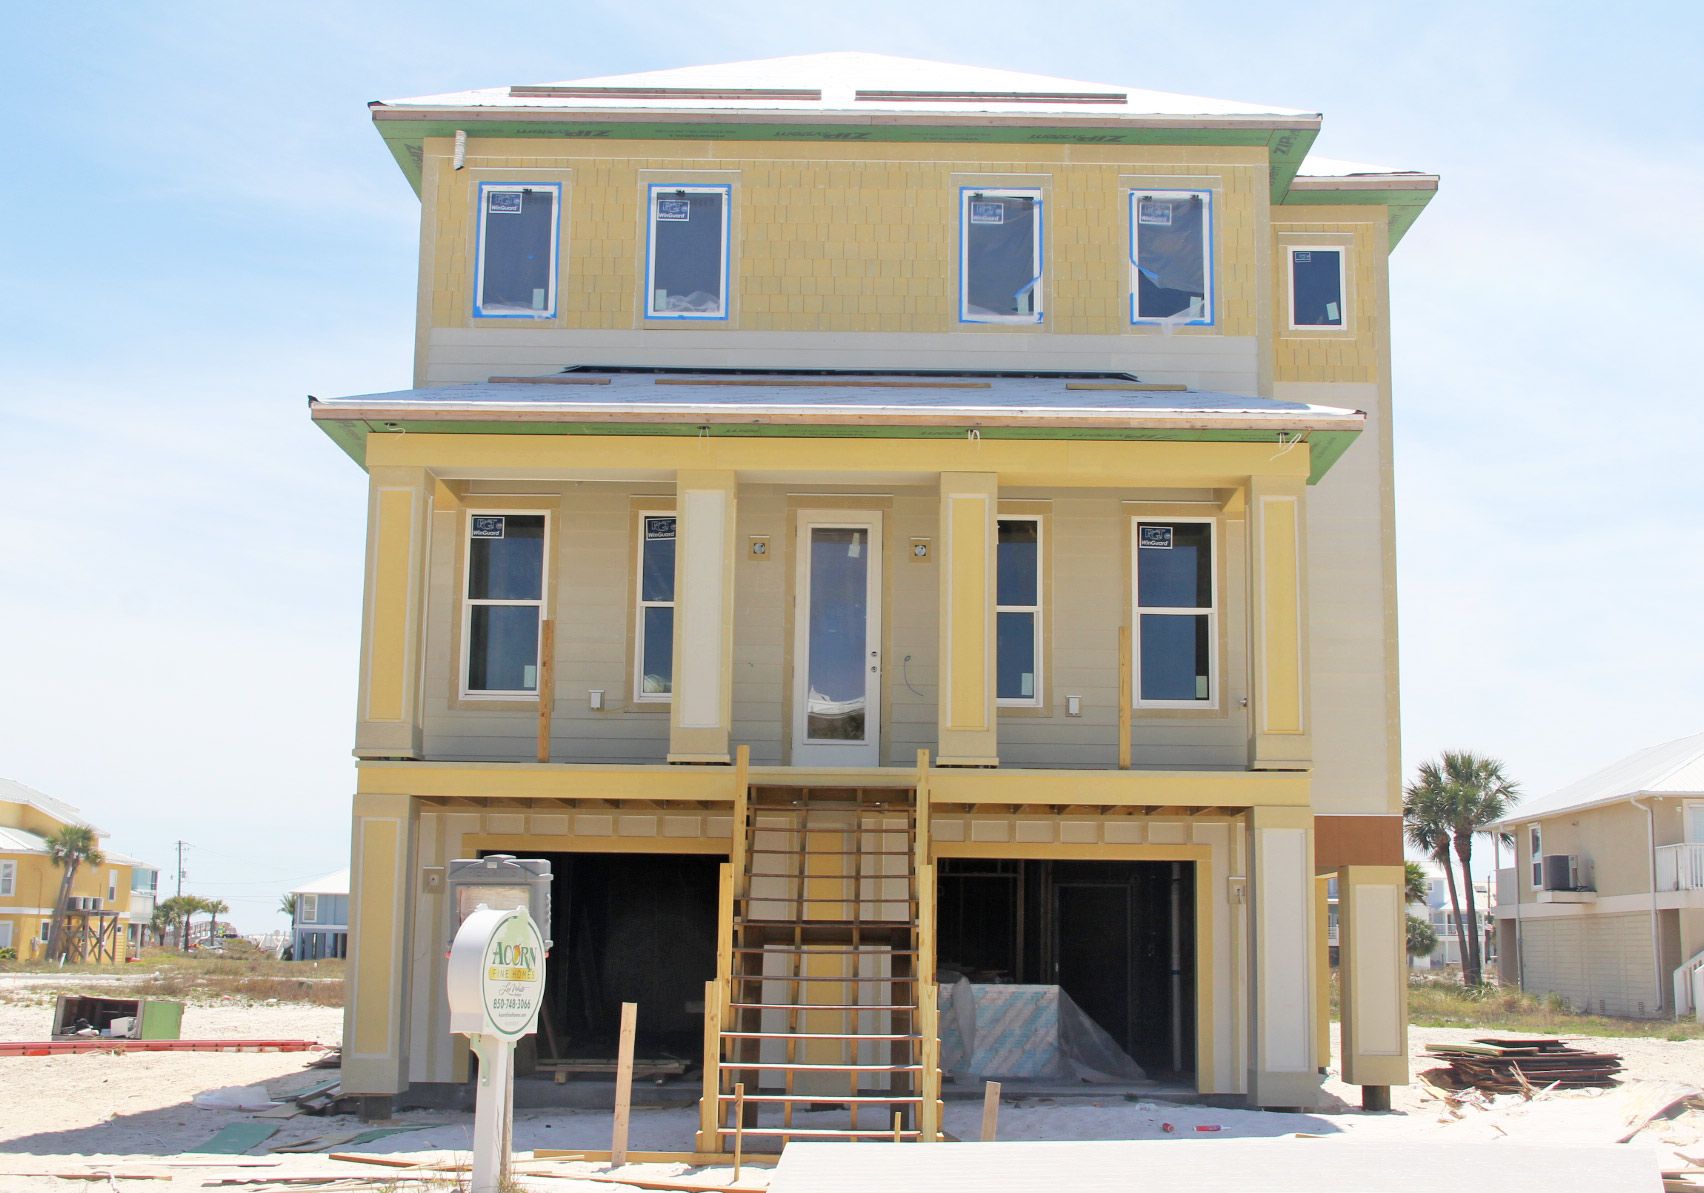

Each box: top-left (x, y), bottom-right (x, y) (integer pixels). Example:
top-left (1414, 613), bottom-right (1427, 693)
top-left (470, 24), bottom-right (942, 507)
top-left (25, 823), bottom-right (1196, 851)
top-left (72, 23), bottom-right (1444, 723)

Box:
top-left (518, 851), bottom-right (722, 1066)
top-left (936, 858), bottom-right (1196, 1080)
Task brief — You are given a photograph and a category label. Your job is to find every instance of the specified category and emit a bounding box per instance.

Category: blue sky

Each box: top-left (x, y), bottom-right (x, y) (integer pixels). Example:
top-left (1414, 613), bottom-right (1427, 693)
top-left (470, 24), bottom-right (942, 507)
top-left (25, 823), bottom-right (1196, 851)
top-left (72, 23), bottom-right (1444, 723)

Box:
top-left (2, 3), bottom-right (1701, 927)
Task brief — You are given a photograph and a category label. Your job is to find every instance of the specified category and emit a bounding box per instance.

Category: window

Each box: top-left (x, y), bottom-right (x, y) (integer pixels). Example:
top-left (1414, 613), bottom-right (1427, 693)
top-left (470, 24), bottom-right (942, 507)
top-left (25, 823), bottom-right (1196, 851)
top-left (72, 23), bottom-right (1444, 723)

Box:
top-left (107, 871), bottom-right (117, 903)
top-left (1685, 803), bottom-right (1704, 844)
top-left (1132, 520), bottom-right (1216, 707)
top-left (996, 517), bottom-right (1042, 705)
top-left (474, 182), bottom-right (561, 318)
top-left (0, 922), bottom-right (13, 950)
top-left (40, 920), bottom-right (51, 942)
top-left (960, 188), bottom-right (1043, 323)
top-left (0, 860), bottom-right (13, 897)
top-left (300, 894), bottom-right (318, 923)
top-left (646, 184), bottom-right (730, 319)
top-left (1130, 190), bottom-right (1212, 324)
top-left (635, 513), bottom-right (677, 701)
top-left (462, 512), bottom-right (549, 697)
top-left (1529, 825), bottom-right (1543, 888)
top-left (1288, 246), bottom-right (1346, 329)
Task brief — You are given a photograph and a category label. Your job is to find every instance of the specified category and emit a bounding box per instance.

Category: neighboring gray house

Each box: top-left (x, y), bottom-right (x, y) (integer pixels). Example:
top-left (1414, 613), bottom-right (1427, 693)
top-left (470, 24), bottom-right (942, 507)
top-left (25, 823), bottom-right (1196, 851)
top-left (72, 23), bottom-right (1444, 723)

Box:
top-left (1492, 733), bottom-right (1704, 1020)
top-left (290, 869), bottom-right (349, 961)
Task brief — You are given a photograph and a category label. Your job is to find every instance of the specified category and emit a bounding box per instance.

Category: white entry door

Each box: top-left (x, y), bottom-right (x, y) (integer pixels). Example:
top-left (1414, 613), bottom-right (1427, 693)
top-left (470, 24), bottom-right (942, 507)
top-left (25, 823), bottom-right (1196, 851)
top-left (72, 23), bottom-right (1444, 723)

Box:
top-left (792, 512), bottom-right (883, 766)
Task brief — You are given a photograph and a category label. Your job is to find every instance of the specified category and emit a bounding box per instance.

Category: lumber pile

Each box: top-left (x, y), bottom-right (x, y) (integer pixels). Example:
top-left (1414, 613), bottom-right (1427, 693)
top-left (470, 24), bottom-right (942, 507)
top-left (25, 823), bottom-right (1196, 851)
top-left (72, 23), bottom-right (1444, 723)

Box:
top-left (1423, 1037), bottom-right (1621, 1093)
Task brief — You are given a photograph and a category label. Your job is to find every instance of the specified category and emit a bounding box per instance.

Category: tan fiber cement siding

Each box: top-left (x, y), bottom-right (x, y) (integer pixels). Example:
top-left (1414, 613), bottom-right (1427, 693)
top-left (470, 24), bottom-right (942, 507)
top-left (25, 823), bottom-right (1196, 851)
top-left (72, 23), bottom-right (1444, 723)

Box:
top-left (1516, 802), bottom-right (1655, 901)
top-left (420, 483), bottom-right (1255, 769)
top-left (1520, 912), bottom-right (1659, 1018)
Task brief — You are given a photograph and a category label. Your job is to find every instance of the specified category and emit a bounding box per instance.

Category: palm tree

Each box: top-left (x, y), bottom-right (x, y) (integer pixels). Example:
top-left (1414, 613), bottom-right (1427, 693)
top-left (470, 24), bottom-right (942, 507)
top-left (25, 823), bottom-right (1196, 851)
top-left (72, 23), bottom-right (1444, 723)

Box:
top-left (149, 904), bottom-right (173, 948)
top-left (204, 898), bottom-right (231, 945)
top-left (278, 893), bottom-right (296, 919)
top-left (1404, 764), bottom-right (1469, 983)
top-left (155, 895), bottom-right (199, 951)
top-left (1404, 860), bottom-right (1430, 907)
top-left (1438, 750), bottom-right (1520, 986)
top-left (44, 826), bottom-right (105, 962)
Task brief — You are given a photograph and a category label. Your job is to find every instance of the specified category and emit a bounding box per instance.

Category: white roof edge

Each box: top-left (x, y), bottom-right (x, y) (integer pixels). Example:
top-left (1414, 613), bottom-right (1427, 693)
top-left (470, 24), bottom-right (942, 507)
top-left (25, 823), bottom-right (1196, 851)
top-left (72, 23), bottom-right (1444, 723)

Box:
top-left (293, 868), bottom-right (351, 896)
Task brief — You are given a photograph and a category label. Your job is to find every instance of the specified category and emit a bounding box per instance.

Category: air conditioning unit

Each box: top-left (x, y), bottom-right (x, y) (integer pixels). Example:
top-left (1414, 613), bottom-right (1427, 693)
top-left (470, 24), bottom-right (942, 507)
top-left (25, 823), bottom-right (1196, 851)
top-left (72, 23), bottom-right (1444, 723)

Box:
top-left (1542, 854), bottom-right (1584, 891)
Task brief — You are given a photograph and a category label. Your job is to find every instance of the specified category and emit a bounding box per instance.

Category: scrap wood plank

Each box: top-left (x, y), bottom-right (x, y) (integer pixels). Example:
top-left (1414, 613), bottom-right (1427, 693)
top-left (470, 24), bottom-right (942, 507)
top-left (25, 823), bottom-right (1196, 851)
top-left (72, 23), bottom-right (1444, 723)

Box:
top-left (188, 1123), bottom-right (282, 1155)
top-left (581, 1178), bottom-right (767, 1193)
top-left (4, 1173), bottom-right (169, 1182)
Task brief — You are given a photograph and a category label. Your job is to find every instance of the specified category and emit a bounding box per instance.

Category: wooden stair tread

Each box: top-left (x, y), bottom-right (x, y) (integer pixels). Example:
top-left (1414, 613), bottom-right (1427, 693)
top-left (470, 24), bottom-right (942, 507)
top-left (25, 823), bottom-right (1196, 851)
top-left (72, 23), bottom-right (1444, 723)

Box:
top-left (731, 975), bottom-right (918, 983)
top-left (720, 1030), bottom-right (921, 1041)
top-left (714, 1127), bottom-right (923, 1138)
top-left (719, 1060), bottom-right (924, 1072)
top-left (733, 946), bottom-right (918, 955)
top-left (715, 1093), bottom-right (923, 1104)
top-left (729, 1002), bottom-right (915, 1012)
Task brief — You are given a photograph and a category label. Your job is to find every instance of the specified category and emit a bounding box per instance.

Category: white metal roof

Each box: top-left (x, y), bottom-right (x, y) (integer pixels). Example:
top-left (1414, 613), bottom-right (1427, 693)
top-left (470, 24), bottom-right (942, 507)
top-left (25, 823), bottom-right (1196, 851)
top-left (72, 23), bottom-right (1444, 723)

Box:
top-left (1494, 732), bottom-right (1704, 827)
top-left (0, 777), bottom-right (103, 835)
top-left (1295, 154), bottom-right (1432, 180)
top-left (0, 825), bottom-right (50, 854)
top-left (292, 868), bottom-right (350, 897)
top-left (381, 51), bottom-right (1314, 121)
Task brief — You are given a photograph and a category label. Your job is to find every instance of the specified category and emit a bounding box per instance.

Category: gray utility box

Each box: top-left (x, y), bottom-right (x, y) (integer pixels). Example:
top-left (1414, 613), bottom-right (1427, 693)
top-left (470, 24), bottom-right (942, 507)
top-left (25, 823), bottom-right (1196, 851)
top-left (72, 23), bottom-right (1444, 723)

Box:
top-left (446, 855), bottom-right (553, 952)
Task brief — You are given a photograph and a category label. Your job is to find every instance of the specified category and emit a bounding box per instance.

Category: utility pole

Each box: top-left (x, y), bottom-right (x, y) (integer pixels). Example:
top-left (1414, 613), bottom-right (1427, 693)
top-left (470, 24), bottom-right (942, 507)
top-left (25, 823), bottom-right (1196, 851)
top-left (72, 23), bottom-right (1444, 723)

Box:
top-left (175, 840), bottom-right (187, 899)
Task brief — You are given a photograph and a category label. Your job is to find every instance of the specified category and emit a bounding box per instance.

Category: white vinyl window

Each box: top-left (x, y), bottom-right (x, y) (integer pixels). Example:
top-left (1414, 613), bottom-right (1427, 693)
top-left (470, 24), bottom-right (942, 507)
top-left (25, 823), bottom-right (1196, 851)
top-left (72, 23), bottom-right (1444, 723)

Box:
top-left (300, 894), bottom-right (318, 923)
top-left (1288, 246), bottom-right (1347, 329)
top-left (960, 188), bottom-right (1043, 323)
top-left (1132, 519), bottom-right (1217, 708)
top-left (1130, 190), bottom-right (1213, 325)
top-left (1685, 803), bottom-right (1704, 844)
top-left (462, 512), bottom-right (549, 697)
top-left (1529, 825), bottom-right (1543, 888)
top-left (0, 860), bottom-right (14, 897)
top-left (996, 517), bottom-right (1042, 706)
top-left (107, 871), bottom-right (117, 902)
top-left (635, 513), bottom-right (677, 701)
top-left (0, 921), bottom-right (12, 950)
top-left (474, 182), bottom-right (561, 318)
top-left (646, 184), bottom-right (731, 319)
top-left (40, 920), bottom-right (51, 942)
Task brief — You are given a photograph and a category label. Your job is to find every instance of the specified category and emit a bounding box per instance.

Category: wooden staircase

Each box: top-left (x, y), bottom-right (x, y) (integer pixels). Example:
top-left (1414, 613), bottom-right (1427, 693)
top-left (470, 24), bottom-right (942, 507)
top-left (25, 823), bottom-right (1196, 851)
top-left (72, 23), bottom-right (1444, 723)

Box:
top-left (698, 780), bottom-right (941, 1149)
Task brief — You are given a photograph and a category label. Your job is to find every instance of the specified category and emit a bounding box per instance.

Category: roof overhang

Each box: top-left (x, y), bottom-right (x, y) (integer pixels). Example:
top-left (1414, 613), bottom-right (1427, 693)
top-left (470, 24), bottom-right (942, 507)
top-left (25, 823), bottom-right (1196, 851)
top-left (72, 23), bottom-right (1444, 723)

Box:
top-left (1285, 172), bottom-right (1440, 249)
top-left (368, 104), bottom-right (1323, 205)
top-left (310, 372), bottom-right (1364, 485)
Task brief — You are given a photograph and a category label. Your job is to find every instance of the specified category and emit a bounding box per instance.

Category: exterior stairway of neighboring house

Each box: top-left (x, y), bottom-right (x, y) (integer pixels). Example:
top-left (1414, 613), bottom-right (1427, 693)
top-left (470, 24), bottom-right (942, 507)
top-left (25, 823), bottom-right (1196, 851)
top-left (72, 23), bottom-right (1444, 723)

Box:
top-left (698, 783), bottom-right (941, 1149)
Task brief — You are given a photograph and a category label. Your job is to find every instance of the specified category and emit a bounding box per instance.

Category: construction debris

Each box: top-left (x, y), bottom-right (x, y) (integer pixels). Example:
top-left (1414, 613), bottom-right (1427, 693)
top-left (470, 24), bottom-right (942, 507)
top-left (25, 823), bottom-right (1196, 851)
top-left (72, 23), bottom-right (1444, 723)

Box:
top-left (0, 1038), bottom-right (322, 1057)
top-left (1422, 1037), bottom-right (1622, 1093)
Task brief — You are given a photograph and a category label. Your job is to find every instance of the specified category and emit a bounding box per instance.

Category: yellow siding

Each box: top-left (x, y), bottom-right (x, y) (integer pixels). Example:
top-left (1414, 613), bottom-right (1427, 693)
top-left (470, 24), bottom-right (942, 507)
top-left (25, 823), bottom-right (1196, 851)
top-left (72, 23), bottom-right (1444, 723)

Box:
top-left (1271, 206), bottom-right (1387, 383)
top-left (423, 138), bottom-right (1268, 338)
top-left (0, 850), bottom-right (133, 960)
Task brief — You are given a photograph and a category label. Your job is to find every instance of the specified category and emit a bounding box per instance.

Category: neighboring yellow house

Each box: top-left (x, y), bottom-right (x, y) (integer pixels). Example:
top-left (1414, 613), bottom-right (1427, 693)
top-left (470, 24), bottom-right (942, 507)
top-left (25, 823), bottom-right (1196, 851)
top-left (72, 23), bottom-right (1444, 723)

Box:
top-left (313, 53), bottom-right (1436, 1133)
top-left (0, 778), bottom-right (141, 962)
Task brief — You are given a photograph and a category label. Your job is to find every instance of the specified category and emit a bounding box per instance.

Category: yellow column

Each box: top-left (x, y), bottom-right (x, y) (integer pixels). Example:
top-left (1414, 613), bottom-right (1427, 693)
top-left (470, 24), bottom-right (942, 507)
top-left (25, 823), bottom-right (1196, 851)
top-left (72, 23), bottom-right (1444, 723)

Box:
top-left (1247, 477), bottom-right (1311, 770)
top-left (1246, 804), bottom-right (1323, 1108)
top-left (342, 791), bottom-right (419, 1104)
top-left (936, 473), bottom-right (997, 766)
top-left (669, 470), bottom-right (738, 764)
top-left (355, 466), bottom-right (434, 759)
top-left (1338, 864), bottom-right (1409, 1097)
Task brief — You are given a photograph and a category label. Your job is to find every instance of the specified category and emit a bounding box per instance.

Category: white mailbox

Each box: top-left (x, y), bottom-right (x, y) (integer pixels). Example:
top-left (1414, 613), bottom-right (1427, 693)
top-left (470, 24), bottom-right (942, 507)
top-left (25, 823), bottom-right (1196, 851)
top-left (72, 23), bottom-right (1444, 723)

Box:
top-left (445, 905), bottom-right (546, 1193)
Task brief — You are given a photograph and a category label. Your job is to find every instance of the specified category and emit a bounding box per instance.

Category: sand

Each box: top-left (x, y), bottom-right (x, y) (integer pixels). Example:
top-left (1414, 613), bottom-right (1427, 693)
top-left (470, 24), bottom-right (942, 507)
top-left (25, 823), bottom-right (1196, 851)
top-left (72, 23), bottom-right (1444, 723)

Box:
top-left (1, 992), bottom-right (1699, 1189)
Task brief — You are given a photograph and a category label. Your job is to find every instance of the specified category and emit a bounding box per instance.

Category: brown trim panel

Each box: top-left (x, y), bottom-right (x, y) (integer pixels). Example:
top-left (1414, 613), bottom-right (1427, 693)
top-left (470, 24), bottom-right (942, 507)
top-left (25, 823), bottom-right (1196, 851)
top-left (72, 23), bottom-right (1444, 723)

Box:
top-left (1314, 814), bottom-right (1402, 869)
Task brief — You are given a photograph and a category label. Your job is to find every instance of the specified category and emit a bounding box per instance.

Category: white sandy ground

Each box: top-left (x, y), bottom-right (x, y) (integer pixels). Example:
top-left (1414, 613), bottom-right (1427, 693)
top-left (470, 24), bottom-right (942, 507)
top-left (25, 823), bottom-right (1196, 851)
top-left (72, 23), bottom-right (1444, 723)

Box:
top-left (0, 986), bottom-right (1700, 1189)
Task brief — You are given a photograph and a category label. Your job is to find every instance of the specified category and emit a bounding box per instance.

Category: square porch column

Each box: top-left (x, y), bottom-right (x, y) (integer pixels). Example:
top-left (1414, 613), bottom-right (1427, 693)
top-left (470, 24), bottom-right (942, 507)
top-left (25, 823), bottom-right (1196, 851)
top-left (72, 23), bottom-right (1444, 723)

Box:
top-left (355, 467), bottom-right (434, 759)
top-left (342, 791), bottom-right (419, 1112)
top-left (1247, 477), bottom-right (1312, 770)
top-left (936, 472), bottom-right (997, 766)
top-left (1246, 805), bottom-right (1324, 1107)
top-left (669, 470), bottom-right (738, 764)
top-left (1337, 864), bottom-right (1409, 1105)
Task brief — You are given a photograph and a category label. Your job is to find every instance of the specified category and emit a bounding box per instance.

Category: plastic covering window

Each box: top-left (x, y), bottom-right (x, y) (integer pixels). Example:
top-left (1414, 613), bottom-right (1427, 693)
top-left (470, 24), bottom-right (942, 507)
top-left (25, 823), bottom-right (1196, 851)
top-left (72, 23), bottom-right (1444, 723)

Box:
top-left (1529, 826), bottom-right (1542, 888)
top-left (474, 183), bottom-right (560, 318)
top-left (646, 185), bottom-right (730, 319)
top-left (960, 188), bottom-right (1043, 323)
top-left (1133, 520), bottom-right (1216, 706)
top-left (464, 513), bottom-right (547, 696)
top-left (996, 518), bottom-right (1042, 705)
top-left (1130, 190), bottom-right (1212, 324)
top-left (635, 514), bottom-right (677, 701)
top-left (1289, 246), bottom-right (1346, 328)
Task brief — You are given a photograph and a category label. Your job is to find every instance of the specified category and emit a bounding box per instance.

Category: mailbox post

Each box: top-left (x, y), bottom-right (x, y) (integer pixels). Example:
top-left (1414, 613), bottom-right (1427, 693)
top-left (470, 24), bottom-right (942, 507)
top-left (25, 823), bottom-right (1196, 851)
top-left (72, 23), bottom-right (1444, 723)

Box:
top-left (446, 905), bottom-right (546, 1193)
